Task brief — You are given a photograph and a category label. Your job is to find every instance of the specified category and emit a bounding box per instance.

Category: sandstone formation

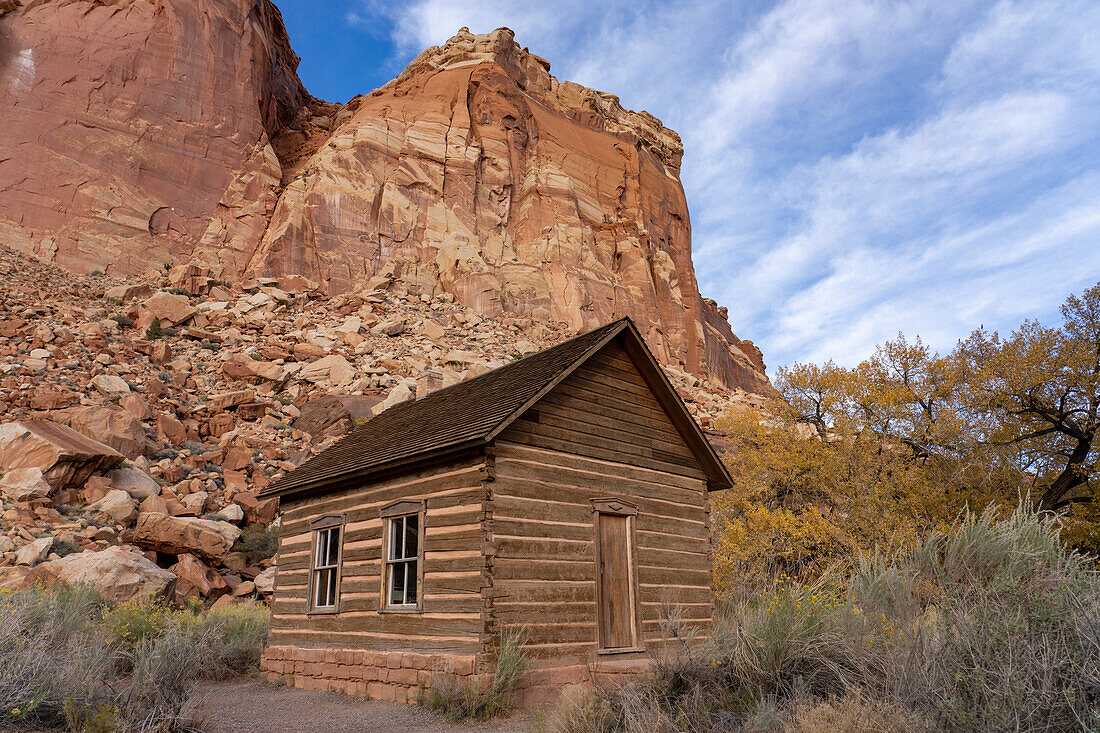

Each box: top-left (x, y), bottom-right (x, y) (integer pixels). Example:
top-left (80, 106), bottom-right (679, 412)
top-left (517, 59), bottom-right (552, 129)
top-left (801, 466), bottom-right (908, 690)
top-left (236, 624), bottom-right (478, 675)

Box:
top-left (0, 3), bottom-right (768, 393)
top-left (0, 0), bottom-right (313, 276)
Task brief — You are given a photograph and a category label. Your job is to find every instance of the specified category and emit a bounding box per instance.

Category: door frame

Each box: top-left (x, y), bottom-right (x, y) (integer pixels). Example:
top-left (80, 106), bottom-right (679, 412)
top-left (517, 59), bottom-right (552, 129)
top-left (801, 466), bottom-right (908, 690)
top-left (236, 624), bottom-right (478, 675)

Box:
top-left (591, 498), bottom-right (644, 654)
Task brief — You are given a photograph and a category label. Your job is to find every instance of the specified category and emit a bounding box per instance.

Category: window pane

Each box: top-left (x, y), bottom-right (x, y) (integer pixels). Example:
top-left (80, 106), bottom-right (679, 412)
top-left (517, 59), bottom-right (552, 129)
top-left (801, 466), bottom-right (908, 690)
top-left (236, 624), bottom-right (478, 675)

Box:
top-left (391, 559), bottom-right (405, 603)
top-left (315, 568), bottom-right (330, 606)
top-left (327, 527), bottom-right (340, 566)
top-left (315, 529), bottom-right (327, 568)
top-left (404, 516), bottom-right (418, 558)
top-left (406, 561), bottom-right (418, 604)
top-left (389, 517), bottom-right (402, 561)
top-left (327, 567), bottom-right (338, 606)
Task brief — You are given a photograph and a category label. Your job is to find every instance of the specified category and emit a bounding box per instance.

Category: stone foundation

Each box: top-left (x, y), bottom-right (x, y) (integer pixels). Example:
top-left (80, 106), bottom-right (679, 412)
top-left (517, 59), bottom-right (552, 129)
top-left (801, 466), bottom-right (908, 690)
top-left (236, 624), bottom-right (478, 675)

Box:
top-left (260, 645), bottom-right (478, 703)
top-left (261, 645), bottom-right (649, 707)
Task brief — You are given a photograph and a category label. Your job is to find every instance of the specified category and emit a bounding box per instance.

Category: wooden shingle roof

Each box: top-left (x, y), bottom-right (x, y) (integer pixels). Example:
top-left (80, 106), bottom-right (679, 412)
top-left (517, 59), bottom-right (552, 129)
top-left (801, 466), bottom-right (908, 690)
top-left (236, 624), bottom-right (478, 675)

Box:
top-left (263, 317), bottom-right (732, 498)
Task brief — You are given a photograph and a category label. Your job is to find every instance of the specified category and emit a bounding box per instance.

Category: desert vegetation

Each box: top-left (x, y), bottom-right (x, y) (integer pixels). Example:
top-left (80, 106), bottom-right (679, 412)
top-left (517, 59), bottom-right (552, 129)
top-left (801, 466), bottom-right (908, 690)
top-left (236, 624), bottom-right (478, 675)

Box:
top-left (541, 505), bottom-right (1100, 732)
top-left (419, 628), bottom-right (526, 721)
top-left (0, 585), bottom-right (269, 732)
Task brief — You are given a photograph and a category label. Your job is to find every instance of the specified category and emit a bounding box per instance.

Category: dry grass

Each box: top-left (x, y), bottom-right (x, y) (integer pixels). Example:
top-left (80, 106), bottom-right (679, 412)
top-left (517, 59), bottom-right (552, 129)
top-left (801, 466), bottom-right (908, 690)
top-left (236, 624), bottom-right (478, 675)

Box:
top-left (419, 627), bottom-right (525, 721)
top-left (0, 585), bottom-right (269, 732)
top-left (546, 505), bottom-right (1100, 732)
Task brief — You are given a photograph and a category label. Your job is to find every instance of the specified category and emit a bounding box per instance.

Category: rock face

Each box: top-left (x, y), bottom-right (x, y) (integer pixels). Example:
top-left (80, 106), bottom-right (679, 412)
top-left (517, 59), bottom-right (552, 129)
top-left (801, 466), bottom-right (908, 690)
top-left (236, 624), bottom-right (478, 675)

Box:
top-left (0, 7), bottom-right (768, 392)
top-left (0, 0), bottom-right (312, 276)
top-left (249, 28), bottom-right (767, 392)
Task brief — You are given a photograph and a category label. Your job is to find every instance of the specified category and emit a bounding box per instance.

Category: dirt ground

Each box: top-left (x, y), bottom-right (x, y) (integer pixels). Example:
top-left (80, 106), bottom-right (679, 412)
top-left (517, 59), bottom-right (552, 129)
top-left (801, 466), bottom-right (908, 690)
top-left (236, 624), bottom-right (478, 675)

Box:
top-left (184, 680), bottom-right (533, 733)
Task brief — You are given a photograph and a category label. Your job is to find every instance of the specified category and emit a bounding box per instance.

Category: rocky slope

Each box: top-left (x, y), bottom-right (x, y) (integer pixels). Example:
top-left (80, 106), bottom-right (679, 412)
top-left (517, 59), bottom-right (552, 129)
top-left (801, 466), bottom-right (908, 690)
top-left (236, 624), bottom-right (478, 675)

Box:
top-left (0, 247), bottom-right (765, 603)
top-left (0, 3), bottom-right (767, 393)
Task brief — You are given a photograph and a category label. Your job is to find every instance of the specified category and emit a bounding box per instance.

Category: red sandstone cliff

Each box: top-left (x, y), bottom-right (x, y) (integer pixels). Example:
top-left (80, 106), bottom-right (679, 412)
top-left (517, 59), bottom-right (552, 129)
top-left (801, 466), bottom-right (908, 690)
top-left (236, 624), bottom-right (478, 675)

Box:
top-left (0, 7), bottom-right (768, 393)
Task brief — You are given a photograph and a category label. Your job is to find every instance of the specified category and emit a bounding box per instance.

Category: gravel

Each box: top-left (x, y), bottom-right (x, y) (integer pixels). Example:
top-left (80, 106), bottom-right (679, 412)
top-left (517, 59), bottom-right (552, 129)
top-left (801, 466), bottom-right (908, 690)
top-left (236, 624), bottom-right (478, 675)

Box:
top-left (185, 680), bottom-right (531, 733)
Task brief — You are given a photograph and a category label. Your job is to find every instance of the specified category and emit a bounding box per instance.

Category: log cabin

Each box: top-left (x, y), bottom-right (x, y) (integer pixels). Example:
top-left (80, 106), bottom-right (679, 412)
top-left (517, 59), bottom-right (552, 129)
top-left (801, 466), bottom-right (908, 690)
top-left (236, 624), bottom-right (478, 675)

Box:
top-left (258, 317), bottom-right (732, 704)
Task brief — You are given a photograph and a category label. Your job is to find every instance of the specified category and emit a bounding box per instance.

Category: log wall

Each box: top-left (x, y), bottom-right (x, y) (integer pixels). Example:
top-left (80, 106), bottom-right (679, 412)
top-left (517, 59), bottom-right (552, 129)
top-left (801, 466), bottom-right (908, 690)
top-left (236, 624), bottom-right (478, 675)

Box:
top-left (489, 342), bottom-right (714, 668)
top-left (267, 453), bottom-right (490, 657)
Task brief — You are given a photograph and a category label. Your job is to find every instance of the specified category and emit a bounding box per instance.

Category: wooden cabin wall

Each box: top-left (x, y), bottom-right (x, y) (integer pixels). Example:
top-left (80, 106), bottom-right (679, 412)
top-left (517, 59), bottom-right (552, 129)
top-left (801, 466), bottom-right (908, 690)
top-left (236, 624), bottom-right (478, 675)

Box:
top-left (269, 453), bottom-right (490, 655)
top-left (490, 342), bottom-right (714, 667)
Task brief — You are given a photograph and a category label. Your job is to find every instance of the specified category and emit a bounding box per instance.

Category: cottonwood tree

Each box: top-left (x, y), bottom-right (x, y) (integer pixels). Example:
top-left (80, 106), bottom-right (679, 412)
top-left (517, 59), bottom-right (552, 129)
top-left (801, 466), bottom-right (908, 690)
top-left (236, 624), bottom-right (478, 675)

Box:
top-left (712, 282), bottom-right (1100, 593)
top-left (955, 283), bottom-right (1100, 511)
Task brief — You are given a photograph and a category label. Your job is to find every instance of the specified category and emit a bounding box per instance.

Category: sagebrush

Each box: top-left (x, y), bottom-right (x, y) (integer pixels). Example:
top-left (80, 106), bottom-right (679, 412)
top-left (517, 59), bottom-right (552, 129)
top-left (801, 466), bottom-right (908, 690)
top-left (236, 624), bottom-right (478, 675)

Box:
top-left (0, 585), bottom-right (269, 732)
top-left (546, 505), bottom-right (1100, 732)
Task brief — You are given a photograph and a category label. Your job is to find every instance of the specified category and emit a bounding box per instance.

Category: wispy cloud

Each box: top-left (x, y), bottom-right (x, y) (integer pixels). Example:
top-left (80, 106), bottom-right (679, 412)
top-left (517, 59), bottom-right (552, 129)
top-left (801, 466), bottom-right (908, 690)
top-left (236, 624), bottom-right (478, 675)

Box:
top-left (351, 0), bottom-right (1100, 370)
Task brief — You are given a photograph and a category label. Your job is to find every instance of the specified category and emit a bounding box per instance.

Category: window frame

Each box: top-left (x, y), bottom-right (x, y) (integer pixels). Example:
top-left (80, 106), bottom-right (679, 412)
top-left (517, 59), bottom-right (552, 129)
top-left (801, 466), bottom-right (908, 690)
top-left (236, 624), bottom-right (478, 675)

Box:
top-left (307, 513), bottom-right (346, 615)
top-left (591, 498), bottom-right (644, 654)
top-left (379, 499), bottom-right (426, 613)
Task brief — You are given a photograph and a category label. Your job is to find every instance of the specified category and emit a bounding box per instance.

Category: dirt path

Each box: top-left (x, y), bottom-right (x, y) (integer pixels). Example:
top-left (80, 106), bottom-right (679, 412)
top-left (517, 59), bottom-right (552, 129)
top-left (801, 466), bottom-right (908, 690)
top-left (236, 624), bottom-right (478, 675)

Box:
top-left (186, 680), bottom-right (532, 733)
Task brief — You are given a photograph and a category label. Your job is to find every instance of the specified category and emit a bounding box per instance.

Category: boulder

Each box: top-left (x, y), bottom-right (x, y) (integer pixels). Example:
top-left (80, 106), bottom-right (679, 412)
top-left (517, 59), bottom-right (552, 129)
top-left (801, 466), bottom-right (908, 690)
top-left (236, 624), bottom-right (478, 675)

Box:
top-left (88, 489), bottom-right (138, 526)
top-left (138, 291), bottom-right (196, 328)
top-left (222, 354), bottom-right (286, 383)
top-left (121, 393), bottom-right (151, 420)
top-left (0, 420), bottom-right (124, 489)
top-left (370, 318), bottom-right (405, 337)
top-left (25, 546), bottom-right (177, 602)
top-left (299, 354), bottom-right (355, 386)
top-left (133, 512), bottom-right (241, 563)
top-left (106, 465), bottom-right (160, 500)
top-left (0, 467), bottom-right (52, 501)
top-left (89, 375), bottom-right (131, 399)
top-left (170, 553), bottom-right (230, 602)
top-left (371, 381), bottom-right (415, 416)
top-left (254, 565), bottom-right (276, 595)
top-left (0, 566), bottom-right (29, 591)
top-left (45, 406), bottom-right (148, 460)
top-left (233, 492), bottom-right (279, 525)
top-left (292, 395), bottom-right (355, 440)
top-left (210, 389), bottom-right (254, 412)
top-left (105, 283), bottom-right (155, 302)
top-left (210, 504), bottom-right (245, 523)
top-left (15, 536), bottom-right (53, 566)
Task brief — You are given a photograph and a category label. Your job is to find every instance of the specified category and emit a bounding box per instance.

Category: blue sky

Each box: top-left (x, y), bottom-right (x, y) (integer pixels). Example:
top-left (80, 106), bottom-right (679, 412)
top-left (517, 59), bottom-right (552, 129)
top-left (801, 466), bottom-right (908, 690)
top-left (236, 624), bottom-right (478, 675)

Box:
top-left (279, 0), bottom-right (1100, 372)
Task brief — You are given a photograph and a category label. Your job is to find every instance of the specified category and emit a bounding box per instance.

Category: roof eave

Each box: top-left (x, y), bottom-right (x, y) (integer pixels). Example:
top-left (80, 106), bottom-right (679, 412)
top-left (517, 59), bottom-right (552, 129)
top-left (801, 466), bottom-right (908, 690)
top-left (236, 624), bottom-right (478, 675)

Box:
top-left (259, 438), bottom-right (487, 500)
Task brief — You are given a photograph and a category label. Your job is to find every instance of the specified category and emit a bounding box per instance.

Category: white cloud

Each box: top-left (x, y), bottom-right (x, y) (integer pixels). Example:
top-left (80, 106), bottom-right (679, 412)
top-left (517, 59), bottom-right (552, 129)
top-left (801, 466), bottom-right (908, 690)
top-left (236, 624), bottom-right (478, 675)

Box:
top-left (360, 0), bottom-right (1100, 372)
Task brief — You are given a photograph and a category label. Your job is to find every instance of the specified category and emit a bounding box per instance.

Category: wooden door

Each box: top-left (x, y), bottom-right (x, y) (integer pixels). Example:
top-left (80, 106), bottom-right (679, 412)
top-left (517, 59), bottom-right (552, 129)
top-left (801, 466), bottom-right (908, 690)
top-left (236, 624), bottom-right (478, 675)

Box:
top-left (597, 513), bottom-right (636, 649)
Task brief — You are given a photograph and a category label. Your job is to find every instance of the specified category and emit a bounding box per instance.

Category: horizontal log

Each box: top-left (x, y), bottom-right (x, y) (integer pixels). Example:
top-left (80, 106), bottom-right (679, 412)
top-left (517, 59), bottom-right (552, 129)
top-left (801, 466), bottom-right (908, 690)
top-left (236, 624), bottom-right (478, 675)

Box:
top-left (493, 442), bottom-right (705, 492)
top-left (266, 629), bottom-right (481, 654)
top-left (281, 460), bottom-right (485, 522)
top-left (271, 612), bottom-right (483, 637)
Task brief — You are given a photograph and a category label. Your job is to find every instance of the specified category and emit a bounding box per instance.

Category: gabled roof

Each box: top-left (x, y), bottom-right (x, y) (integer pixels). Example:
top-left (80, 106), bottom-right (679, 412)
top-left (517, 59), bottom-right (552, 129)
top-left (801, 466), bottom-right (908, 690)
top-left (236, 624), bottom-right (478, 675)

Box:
top-left (263, 317), bottom-right (732, 498)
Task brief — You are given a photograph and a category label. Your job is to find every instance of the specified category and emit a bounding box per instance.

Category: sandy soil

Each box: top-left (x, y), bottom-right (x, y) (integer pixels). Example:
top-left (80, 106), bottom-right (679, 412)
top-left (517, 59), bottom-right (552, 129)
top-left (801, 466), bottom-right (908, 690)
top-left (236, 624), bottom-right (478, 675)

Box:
top-left (185, 680), bottom-right (532, 733)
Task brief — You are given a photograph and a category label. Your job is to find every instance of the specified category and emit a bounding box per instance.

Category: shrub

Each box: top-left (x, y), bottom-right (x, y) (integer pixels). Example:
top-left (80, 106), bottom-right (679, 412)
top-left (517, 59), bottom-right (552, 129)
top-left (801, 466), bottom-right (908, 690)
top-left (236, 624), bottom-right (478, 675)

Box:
top-left (236, 524), bottom-right (279, 565)
top-left (420, 628), bottom-right (525, 721)
top-left (0, 585), bottom-right (269, 732)
top-left (109, 314), bottom-right (133, 329)
top-left (145, 319), bottom-right (163, 340)
top-left (545, 504), bottom-right (1100, 733)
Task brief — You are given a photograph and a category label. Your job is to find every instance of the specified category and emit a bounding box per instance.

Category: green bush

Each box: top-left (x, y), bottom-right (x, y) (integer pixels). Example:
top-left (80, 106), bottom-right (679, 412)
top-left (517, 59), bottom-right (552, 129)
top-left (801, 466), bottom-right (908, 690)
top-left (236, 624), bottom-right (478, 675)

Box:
top-left (420, 628), bottom-right (525, 721)
top-left (145, 319), bottom-right (163, 340)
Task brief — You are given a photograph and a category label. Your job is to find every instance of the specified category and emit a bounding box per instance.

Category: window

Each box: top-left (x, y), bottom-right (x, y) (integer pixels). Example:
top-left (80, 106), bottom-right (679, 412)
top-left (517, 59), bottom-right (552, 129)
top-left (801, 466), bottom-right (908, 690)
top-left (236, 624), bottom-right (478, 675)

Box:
top-left (309, 515), bottom-right (344, 613)
top-left (380, 500), bottom-right (425, 611)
